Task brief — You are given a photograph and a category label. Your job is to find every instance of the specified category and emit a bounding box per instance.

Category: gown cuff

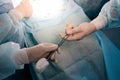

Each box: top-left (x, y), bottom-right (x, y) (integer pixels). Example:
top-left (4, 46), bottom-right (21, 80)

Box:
top-left (12, 48), bottom-right (29, 65)
top-left (90, 14), bottom-right (107, 30)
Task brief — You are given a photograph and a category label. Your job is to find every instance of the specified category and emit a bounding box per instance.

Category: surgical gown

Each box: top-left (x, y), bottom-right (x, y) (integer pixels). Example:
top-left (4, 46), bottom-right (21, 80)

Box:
top-left (0, 0), bottom-right (25, 79)
top-left (95, 0), bottom-right (120, 80)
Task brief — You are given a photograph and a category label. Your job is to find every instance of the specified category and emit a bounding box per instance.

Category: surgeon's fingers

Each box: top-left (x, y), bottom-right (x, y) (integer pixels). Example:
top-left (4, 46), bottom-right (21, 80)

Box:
top-left (66, 23), bottom-right (82, 34)
top-left (67, 26), bottom-right (83, 35)
top-left (65, 23), bottom-right (74, 34)
top-left (59, 33), bottom-right (66, 38)
top-left (50, 52), bottom-right (58, 63)
top-left (67, 32), bottom-right (85, 40)
top-left (59, 33), bottom-right (73, 40)
top-left (56, 48), bottom-right (60, 54)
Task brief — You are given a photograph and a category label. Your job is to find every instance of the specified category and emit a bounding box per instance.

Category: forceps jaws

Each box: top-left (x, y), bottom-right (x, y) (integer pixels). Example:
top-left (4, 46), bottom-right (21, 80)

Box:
top-left (47, 34), bottom-right (69, 60)
top-left (58, 34), bottom-right (68, 48)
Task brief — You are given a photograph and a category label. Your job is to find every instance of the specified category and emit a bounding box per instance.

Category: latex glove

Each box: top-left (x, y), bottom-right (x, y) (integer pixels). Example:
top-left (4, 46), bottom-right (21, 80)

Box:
top-left (13, 43), bottom-right (58, 65)
top-left (26, 43), bottom-right (58, 62)
top-left (60, 23), bottom-right (96, 40)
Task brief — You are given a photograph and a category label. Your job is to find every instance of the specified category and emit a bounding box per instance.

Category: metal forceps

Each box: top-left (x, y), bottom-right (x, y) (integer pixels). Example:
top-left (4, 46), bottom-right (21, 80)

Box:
top-left (47, 34), bottom-right (69, 60)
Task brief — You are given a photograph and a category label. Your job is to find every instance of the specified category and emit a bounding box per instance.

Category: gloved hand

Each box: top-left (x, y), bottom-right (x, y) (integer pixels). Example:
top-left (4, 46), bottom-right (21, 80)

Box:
top-left (60, 14), bottom-right (107, 41)
top-left (12, 43), bottom-right (58, 65)
top-left (60, 23), bottom-right (96, 40)
top-left (26, 43), bottom-right (58, 62)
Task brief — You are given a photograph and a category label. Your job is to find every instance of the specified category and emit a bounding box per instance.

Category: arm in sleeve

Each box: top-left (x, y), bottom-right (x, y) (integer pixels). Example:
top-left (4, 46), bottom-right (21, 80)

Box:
top-left (0, 12), bottom-right (24, 45)
top-left (0, 13), bottom-right (28, 80)
top-left (99, 0), bottom-right (120, 29)
top-left (0, 42), bottom-right (28, 80)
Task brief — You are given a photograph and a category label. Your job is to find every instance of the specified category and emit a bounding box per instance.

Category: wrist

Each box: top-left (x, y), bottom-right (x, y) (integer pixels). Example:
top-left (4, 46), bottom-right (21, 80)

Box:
top-left (26, 47), bottom-right (34, 62)
top-left (87, 22), bottom-right (97, 35)
top-left (12, 48), bottom-right (29, 65)
top-left (82, 22), bottom-right (97, 36)
top-left (90, 14), bottom-right (107, 30)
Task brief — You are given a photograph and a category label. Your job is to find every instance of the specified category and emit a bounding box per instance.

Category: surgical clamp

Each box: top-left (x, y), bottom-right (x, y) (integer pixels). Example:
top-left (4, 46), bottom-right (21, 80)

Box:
top-left (47, 34), bottom-right (69, 60)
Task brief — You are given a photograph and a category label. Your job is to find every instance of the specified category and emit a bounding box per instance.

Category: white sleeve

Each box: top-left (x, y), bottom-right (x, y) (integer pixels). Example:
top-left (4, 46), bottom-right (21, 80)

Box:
top-left (96, 0), bottom-right (120, 29)
top-left (90, 14), bottom-right (107, 30)
top-left (12, 48), bottom-right (29, 65)
top-left (0, 42), bottom-right (24, 79)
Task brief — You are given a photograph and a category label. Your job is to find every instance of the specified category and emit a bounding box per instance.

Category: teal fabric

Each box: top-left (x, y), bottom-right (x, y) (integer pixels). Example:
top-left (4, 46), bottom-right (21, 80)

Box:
top-left (102, 28), bottom-right (120, 49)
top-left (96, 31), bottom-right (120, 80)
top-left (95, 0), bottom-right (120, 80)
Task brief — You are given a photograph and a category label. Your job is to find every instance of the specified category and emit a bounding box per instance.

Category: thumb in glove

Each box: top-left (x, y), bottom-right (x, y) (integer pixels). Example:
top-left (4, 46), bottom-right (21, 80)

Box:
top-left (12, 43), bottom-right (58, 65)
top-left (26, 43), bottom-right (58, 62)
